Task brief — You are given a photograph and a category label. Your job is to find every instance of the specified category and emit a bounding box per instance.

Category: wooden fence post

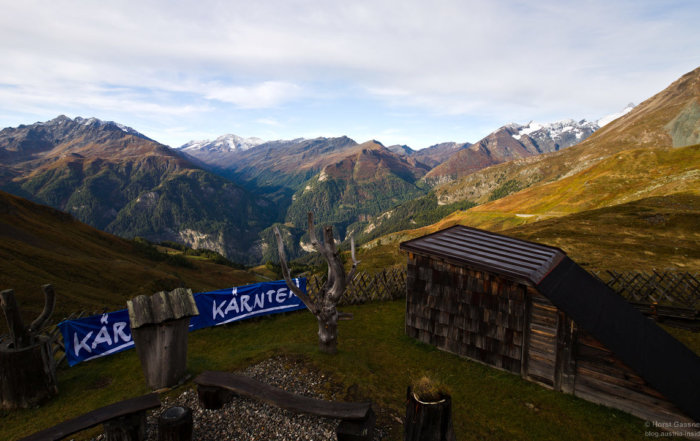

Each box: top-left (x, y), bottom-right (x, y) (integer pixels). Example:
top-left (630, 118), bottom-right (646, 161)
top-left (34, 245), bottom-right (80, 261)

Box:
top-left (128, 288), bottom-right (199, 390)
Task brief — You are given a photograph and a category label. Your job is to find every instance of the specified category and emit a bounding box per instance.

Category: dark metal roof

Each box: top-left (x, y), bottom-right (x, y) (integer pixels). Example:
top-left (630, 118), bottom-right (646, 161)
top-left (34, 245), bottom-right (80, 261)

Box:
top-left (399, 225), bottom-right (566, 285)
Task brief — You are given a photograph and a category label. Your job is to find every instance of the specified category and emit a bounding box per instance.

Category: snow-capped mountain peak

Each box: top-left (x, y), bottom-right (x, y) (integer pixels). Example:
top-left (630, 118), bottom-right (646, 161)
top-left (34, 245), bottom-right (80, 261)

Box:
top-left (510, 119), bottom-right (597, 142)
top-left (597, 103), bottom-right (636, 127)
top-left (179, 134), bottom-right (265, 152)
top-left (71, 116), bottom-right (145, 137)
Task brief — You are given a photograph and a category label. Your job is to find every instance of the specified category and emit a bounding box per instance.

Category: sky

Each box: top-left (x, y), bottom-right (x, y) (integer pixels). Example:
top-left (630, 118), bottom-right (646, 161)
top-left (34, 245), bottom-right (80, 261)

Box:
top-left (1, 0), bottom-right (699, 149)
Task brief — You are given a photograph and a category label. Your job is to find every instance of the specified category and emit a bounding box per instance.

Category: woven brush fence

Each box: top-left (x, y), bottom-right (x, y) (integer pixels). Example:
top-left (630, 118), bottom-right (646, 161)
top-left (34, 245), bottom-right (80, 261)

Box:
top-left (307, 267), bottom-right (407, 306)
top-left (592, 270), bottom-right (699, 310)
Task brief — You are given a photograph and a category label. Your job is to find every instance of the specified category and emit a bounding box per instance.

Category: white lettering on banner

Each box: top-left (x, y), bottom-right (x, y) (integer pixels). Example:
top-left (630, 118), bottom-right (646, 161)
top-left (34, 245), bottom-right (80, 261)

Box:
top-left (73, 321), bottom-right (133, 356)
top-left (224, 298), bottom-right (240, 315)
top-left (276, 288), bottom-right (287, 303)
top-left (240, 295), bottom-right (252, 312)
top-left (74, 331), bottom-right (93, 356)
top-left (254, 293), bottom-right (265, 309)
top-left (92, 326), bottom-right (113, 348)
top-left (213, 301), bottom-right (225, 319)
top-left (210, 286), bottom-right (300, 323)
top-left (113, 322), bottom-right (131, 342)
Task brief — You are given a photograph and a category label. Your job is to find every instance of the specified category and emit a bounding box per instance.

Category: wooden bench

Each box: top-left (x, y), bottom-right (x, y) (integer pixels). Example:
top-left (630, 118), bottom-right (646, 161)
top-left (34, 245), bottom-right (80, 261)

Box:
top-left (195, 371), bottom-right (375, 440)
top-left (19, 393), bottom-right (161, 441)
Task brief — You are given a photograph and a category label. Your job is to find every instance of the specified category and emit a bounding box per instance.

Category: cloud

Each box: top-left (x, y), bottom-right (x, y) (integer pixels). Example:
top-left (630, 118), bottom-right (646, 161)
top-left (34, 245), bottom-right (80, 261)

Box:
top-left (1, 0), bottom-right (699, 145)
top-left (204, 81), bottom-right (303, 108)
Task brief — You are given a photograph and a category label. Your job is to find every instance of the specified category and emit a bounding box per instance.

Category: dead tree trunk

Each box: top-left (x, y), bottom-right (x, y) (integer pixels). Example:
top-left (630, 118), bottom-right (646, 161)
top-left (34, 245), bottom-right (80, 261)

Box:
top-left (274, 212), bottom-right (358, 354)
top-left (0, 285), bottom-right (58, 409)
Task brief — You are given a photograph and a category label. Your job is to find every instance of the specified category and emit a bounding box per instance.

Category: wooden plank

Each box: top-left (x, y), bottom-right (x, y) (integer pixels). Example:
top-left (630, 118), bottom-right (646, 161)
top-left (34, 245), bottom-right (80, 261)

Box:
top-left (576, 365), bottom-right (665, 399)
top-left (556, 314), bottom-right (576, 394)
top-left (520, 287), bottom-right (533, 378)
top-left (19, 394), bottom-right (160, 441)
top-left (529, 323), bottom-right (557, 338)
top-left (573, 376), bottom-right (691, 424)
top-left (196, 371), bottom-right (371, 421)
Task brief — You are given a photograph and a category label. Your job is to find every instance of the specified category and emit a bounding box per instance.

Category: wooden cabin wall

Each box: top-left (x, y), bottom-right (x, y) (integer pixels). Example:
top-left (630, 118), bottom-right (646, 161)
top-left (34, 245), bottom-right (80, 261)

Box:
top-left (404, 254), bottom-right (693, 425)
top-left (405, 254), bottom-right (526, 374)
top-left (572, 330), bottom-right (694, 425)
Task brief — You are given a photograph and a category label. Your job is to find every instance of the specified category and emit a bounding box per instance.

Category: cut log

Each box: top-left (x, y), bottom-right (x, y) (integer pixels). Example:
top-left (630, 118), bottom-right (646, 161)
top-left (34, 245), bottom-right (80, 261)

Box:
top-left (404, 387), bottom-right (456, 441)
top-left (158, 406), bottom-right (193, 441)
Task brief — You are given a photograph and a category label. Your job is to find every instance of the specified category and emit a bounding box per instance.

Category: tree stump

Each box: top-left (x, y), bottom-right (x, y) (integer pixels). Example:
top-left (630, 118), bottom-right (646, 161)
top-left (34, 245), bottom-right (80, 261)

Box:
top-left (0, 335), bottom-right (57, 409)
top-left (103, 411), bottom-right (147, 441)
top-left (0, 286), bottom-right (57, 409)
top-left (158, 406), bottom-right (193, 441)
top-left (404, 387), bottom-right (456, 441)
top-left (127, 288), bottom-right (199, 390)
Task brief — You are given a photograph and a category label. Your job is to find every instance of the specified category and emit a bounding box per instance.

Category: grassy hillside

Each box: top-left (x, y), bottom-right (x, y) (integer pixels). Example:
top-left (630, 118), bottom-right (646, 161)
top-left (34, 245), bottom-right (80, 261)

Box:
top-left (0, 191), bottom-right (259, 330)
top-left (357, 194), bottom-right (700, 273)
top-left (433, 144), bottom-right (699, 232)
top-left (434, 67), bottom-right (700, 209)
top-left (505, 194), bottom-right (700, 271)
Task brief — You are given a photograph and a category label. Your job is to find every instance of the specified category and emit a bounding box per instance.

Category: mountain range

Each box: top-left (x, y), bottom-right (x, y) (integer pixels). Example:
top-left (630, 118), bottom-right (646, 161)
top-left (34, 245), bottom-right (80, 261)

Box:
top-left (358, 66), bottom-right (700, 272)
top-left (0, 115), bottom-right (274, 263)
top-left (424, 118), bottom-right (601, 184)
top-left (5, 65), bottom-right (697, 271)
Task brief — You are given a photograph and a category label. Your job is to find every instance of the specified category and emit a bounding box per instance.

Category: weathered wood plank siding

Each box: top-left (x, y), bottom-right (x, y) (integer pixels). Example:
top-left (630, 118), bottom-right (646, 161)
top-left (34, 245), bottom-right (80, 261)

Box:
top-left (523, 290), bottom-right (558, 388)
top-left (572, 330), bottom-right (694, 424)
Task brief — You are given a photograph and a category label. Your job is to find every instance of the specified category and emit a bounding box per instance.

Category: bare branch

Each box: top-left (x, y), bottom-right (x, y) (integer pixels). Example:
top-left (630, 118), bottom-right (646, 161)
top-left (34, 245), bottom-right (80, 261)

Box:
top-left (307, 212), bottom-right (322, 253)
top-left (347, 235), bottom-right (360, 282)
top-left (273, 226), bottom-right (316, 313)
top-left (29, 284), bottom-right (55, 334)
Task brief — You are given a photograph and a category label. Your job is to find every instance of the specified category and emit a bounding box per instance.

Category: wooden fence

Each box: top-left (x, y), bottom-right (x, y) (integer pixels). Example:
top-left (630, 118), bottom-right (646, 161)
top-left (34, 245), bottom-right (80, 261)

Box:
top-left (591, 270), bottom-right (699, 330)
top-left (592, 270), bottom-right (699, 309)
top-left (307, 267), bottom-right (407, 305)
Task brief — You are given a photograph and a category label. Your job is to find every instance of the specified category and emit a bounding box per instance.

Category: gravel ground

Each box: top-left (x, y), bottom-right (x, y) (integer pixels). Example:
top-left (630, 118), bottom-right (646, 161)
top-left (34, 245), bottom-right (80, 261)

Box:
top-left (104, 356), bottom-right (391, 440)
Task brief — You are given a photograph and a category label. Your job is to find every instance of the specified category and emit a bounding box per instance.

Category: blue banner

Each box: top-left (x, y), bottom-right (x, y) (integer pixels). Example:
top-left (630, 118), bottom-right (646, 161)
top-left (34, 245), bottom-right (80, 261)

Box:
top-left (58, 278), bottom-right (307, 366)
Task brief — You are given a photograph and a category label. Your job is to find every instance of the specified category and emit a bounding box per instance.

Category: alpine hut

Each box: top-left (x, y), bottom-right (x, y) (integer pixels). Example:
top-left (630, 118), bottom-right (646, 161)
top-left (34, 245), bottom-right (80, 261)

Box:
top-left (400, 225), bottom-right (700, 424)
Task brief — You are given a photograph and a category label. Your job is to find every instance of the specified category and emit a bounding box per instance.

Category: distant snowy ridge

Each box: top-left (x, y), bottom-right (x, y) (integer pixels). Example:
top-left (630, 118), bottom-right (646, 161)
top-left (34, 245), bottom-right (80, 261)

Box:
top-left (597, 103), bottom-right (636, 127)
top-left (179, 134), bottom-right (265, 152)
top-left (35, 115), bottom-right (147, 138)
top-left (510, 118), bottom-right (598, 142)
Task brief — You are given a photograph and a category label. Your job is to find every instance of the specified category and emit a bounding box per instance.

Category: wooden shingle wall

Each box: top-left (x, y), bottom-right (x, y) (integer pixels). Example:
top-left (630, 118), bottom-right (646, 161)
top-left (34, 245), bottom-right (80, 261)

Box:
top-left (406, 254), bottom-right (526, 374)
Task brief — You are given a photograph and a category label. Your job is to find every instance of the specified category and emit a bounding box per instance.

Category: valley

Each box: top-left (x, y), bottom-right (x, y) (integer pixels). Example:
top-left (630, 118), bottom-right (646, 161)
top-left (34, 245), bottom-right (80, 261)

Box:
top-left (0, 67), bottom-right (698, 294)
